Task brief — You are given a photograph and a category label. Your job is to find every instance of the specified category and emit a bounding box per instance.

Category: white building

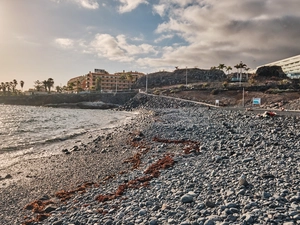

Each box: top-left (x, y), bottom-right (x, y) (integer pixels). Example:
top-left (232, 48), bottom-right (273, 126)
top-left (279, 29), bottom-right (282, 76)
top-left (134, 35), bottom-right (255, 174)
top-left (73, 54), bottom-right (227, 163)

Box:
top-left (254, 55), bottom-right (300, 79)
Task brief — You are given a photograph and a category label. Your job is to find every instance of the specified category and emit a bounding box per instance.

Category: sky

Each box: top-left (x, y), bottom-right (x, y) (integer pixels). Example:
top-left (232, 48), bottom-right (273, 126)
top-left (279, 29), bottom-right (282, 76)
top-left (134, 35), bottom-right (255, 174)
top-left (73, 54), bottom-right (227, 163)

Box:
top-left (1, 0), bottom-right (300, 90)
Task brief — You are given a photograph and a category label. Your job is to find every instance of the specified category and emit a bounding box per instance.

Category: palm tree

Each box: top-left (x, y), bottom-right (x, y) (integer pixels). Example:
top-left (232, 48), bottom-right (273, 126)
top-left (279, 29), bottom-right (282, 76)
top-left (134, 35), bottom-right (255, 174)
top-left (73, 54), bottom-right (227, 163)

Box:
top-left (76, 79), bottom-right (81, 93)
top-left (34, 80), bottom-right (43, 91)
top-left (95, 77), bottom-right (101, 91)
top-left (1, 82), bottom-right (6, 93)
top-left (6, 82), bottom-right (11, 93)
top-left (226, 66), bottom-right (232, 75)
top-left (20, 80), bottom-right (24, 91)
top-left (234, 64), bottom-right (240, 79)
top-left (42, 80), bottom-right (48, 92)
top-left (68, 82), bottom-right (75, 92)
top-left (218, 64), bottom-right (226, 71)
top-left (55, 86), bottom-right (62, 93)
top-left (126, 73), bottom-right (134, 90)
top-left (46, 78), bottom-right (54, 92)
top-left (12, 79), bottom-right (18, 93)
top-left (239, 61), bottom-right (247, 82)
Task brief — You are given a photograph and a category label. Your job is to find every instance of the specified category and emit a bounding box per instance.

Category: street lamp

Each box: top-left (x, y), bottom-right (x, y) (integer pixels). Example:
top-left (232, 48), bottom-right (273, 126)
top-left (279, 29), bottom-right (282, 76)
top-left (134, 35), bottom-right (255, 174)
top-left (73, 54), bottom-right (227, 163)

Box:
top-left (186, 66), bottom-right (188, 88)
top-left (146, 73), bottom-right (148, 93)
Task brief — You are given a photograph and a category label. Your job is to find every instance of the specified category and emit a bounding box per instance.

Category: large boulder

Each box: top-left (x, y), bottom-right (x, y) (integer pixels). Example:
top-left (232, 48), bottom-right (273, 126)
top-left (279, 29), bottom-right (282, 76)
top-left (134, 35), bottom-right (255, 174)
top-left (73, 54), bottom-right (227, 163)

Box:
top-left (255, 66), bottom-right (287, 80)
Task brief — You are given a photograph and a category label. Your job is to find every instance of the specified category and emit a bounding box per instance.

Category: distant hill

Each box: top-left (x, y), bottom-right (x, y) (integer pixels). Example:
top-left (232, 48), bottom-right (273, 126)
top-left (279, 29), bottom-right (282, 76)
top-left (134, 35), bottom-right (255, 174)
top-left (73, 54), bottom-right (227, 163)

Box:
top-left (134, 68), bottom-right (226, 88)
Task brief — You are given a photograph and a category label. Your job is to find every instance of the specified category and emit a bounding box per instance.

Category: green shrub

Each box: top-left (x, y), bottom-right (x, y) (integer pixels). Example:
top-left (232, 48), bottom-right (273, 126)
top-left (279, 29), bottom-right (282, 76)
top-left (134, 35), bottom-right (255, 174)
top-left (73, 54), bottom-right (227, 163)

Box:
top-left (153, 90), bottom-right (160, 95)
top-left (211, 89), bottom-right (219, 95)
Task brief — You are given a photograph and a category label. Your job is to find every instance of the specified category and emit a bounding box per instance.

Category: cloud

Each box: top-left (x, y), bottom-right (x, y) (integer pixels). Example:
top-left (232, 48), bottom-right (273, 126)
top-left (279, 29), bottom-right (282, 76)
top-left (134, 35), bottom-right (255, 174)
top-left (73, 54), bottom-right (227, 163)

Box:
top-left (78, 0), bottom-right (99, 9)
top-left (149, 0), bottom-right (300, 69)
top-left (55, 38), bottom-right (74, 49)
top-left (89, 34), bottom-right (129, 61)
top-left (53, 0), bottom-right (300, 71)
top-left (51, 0), bottom-right (99, 9)
top-left (118, 0), bottom-right (148, 13)
top-left (62, 33), bottom-right (157, 62)
top-left (154, 34), bottom-right (174, 43)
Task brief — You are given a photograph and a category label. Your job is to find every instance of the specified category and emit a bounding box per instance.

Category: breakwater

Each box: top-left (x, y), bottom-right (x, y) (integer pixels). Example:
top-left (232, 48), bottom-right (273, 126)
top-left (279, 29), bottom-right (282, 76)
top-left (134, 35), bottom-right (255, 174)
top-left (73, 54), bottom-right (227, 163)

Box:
top-left (0, 92), bottom-right (138, 106)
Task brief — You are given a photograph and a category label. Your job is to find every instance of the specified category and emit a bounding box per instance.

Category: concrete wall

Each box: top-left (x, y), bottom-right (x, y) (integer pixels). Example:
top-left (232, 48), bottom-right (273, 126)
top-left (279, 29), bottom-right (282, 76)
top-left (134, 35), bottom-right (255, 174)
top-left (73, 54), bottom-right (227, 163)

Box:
top-left (0, 92), bottom-right (138, 106)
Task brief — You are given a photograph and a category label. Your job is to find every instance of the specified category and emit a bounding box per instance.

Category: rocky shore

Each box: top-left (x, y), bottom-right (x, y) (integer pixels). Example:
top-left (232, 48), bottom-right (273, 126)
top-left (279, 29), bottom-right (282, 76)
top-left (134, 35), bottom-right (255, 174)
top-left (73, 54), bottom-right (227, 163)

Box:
top-left (1, 94), bottom-right (300, 225)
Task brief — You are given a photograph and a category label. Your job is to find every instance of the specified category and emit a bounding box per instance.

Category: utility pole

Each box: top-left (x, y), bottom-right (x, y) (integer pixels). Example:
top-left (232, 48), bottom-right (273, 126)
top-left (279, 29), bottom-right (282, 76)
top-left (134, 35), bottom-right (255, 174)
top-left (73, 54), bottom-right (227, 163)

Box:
top-left (239, 61), bottom-right (243, 87)
top-left (242, 88), bottom-right (245, 107)
top-left (186, 66), bottom-right (188, 88)
top-left (146, 73), bottom-right (148, 93)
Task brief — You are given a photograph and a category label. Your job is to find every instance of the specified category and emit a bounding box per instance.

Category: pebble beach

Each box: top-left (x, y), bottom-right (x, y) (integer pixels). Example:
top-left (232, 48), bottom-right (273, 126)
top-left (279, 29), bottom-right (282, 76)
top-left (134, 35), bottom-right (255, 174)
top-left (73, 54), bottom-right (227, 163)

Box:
top-left (1, 93), bottom-right (300, 225)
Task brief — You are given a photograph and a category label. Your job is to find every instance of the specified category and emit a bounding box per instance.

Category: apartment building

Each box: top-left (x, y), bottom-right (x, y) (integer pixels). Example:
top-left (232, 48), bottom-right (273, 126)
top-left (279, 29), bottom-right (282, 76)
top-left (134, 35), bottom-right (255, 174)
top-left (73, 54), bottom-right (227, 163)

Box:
top-left (67, 69), bottom-right (144, 92)
top-left (254, 55), bottom-right (300, 79)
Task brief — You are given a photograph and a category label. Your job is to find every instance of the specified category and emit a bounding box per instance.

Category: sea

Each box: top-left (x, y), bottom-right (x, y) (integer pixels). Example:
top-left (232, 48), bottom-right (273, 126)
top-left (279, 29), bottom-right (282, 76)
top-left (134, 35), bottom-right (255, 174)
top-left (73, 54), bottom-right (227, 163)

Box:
top-left (0, 105), bottom-right (135, 169)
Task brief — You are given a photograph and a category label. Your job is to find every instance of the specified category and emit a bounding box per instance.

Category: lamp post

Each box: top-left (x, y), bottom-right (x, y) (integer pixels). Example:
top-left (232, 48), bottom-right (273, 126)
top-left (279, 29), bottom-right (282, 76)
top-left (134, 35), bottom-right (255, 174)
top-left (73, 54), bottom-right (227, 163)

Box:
top-left (239, 61), bottom-right (243, 87)
top-left (146, 73), bottom-right (148, 93)
top-left (186, 66), bottom-right (188, 88)
top-left (115, 76), bottom-right (118, 93)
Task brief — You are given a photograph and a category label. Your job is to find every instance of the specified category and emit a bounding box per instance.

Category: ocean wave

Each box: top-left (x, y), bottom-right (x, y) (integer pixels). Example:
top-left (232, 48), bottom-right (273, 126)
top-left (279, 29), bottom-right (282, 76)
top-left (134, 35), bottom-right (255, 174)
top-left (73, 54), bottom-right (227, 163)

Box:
top-left (0, 130), bottom-right (88, 154)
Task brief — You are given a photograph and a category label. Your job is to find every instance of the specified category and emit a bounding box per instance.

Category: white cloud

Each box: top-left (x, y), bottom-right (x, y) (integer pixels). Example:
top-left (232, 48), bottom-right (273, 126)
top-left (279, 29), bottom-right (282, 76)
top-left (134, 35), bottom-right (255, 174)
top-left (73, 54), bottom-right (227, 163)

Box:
top-left (56, 33), bottom-right (157, 63)
top-left (55, 38), bottom-right (74, 49)
top-left (78, 0), bottom-right (99, 9)
top-left (148, 0), bottom-right (300, 70)
top-left (116, 35), bottom-right (157, 55)
top-left (53, 0), bottom-right (300, 71)
top-left (51, 0), bottom-right (99, 9)
top-left (154, 34), bottom-right (174, 43)
top-left (118, 0), bottom-right (148, 13)
top-left (153, 4), bottom-right (166, 17)
top-left (89, 34), bottom-right (129, 61)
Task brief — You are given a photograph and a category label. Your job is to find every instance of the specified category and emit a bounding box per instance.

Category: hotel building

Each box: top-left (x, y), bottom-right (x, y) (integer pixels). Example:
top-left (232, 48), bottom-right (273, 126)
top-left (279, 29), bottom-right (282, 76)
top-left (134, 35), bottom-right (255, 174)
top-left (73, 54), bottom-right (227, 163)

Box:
top-left (67, 69), bottom-right (144, 92)
top-left (254, 55), bottom-right (300, 79)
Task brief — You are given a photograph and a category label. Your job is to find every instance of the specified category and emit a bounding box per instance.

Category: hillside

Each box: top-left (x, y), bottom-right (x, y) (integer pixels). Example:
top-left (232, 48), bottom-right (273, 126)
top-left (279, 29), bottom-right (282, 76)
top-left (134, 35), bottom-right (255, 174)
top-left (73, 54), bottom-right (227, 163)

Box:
top-left (134, 68), bottom-right (226, 88)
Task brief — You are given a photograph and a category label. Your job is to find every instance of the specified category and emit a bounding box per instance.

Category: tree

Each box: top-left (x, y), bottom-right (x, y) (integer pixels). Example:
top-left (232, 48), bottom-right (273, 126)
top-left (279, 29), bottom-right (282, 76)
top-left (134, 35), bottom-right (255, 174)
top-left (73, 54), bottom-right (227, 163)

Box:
top-left (62, 85), bottom-right (68, 93)
top-left (55, 86), bottom-right (62, 93)
top-left (218, 64), bottom-right (226, 71)
top-left (234, 64), bottom-right (240, 79)
top-left (46, 78), bottom-right (54, 92)
top-left (11, 79), bottom-right (18, 93)
top-left (20, 80), bottom-right (24, 91)
top-left (6, 82), bottom-right (11, 93)
top-left (126, 73), bottom-right (134, 90)
top-left (76, 79), bottom-right (81, 93)
top-left (1, 82), bottom-right (6, 93)
top-left (34, 80), bottom-right (43, 91)
top-left (95, 77), bottom-right (101, 91)
top-left (226, 66), bottom-right (232, 75)
top-left (42, 80), bottom-right (48, 92)
top-left (68, 82), bottom-right (75, 92)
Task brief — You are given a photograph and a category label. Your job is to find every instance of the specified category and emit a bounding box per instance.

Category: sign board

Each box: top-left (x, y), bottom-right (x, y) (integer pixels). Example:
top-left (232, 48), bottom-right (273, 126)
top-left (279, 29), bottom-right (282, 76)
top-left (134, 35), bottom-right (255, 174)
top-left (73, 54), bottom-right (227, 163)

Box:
top-left (252, 98), bottom-right (261, 105)
top-left (215, 100), bottom-right (219, 106)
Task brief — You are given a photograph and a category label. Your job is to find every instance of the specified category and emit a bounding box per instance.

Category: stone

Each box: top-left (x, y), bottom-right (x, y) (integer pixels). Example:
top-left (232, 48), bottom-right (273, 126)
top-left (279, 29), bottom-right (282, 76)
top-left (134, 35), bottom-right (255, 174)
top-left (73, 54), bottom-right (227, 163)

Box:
top-left (204, 219), bottom-right (215, 225)
top-left (181, 194), bottom-right (194, 203)
top-left (205, 200), bottom-right (215, 208)
top-left (238, 174), bottom-right (249, 186)
top-left (44, 205), bottom-right (57, 213)
top-left (138, 209), bottom-right (147, 216)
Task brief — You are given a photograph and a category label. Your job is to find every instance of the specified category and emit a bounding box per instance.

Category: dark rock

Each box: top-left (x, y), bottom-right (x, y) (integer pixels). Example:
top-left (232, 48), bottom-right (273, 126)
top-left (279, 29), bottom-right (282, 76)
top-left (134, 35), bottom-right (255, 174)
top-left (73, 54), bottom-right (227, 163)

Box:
top-left (44, 205), bottom-right (57, 213)
top-left (4, 174), bottom-right (12, 179)
top-left (205, 200), bottom-right (215, 208)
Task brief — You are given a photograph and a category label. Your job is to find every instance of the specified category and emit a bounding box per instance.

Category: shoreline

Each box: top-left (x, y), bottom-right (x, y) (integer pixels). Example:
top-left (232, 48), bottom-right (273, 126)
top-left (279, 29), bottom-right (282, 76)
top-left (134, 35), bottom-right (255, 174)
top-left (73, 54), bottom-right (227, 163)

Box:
top-left (1, 94), bottom-right (300, 224)
top-left (0, 109), bottom-right (148, 224)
